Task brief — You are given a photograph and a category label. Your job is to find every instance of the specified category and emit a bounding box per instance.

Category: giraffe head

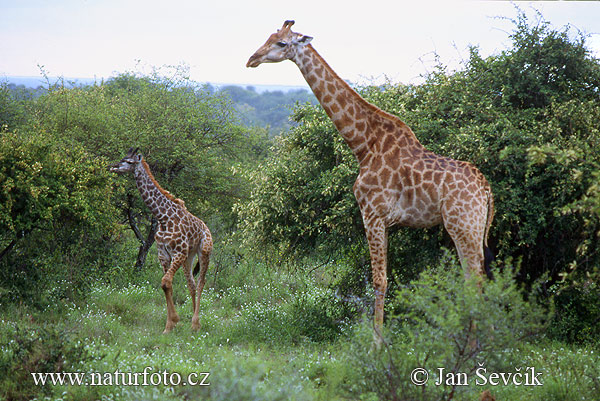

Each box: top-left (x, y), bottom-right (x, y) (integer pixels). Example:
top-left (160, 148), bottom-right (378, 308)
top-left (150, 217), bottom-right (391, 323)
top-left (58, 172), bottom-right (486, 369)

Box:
top-left (246, 20), bottom-right (313, 68)
top-left (110, 147), bottom-right (142, 174)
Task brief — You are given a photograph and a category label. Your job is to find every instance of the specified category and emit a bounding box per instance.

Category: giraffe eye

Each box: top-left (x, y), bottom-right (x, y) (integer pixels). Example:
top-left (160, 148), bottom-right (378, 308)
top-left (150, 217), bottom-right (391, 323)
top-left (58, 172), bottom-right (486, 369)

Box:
top-left (276, 41), bottom-right (287, 48)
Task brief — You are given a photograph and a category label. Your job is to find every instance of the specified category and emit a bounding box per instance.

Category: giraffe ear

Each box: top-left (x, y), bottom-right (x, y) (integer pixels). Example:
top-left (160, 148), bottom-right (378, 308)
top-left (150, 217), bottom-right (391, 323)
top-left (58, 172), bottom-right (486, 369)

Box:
top-left (295, 35), bottom-right (313, 45)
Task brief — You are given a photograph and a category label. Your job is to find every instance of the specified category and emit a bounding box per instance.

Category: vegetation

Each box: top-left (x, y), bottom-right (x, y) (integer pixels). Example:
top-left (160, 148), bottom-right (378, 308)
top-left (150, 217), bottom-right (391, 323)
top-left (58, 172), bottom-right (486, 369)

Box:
top-left (1, 10), bottom-right (599, 401)
top-left (216, 85), bottom-right (317, 135)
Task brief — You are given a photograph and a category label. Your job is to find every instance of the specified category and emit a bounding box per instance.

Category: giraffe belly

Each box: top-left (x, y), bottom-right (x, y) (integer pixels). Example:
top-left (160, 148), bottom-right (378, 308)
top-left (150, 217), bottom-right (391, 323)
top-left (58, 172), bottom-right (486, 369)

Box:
top-left (388, 193), bottom-right (443, 229)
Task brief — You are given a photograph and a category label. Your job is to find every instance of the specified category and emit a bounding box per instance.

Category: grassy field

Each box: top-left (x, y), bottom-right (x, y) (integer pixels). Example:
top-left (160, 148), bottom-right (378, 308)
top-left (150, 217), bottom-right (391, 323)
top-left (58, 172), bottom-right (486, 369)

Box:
top-left (1, 249), bottom-right (599, 401)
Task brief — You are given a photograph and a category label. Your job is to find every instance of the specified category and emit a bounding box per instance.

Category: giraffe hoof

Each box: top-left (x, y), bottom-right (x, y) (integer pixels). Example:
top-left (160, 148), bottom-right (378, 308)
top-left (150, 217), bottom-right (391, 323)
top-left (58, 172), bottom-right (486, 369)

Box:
top-left (192, 316), bottom-right (200, 331)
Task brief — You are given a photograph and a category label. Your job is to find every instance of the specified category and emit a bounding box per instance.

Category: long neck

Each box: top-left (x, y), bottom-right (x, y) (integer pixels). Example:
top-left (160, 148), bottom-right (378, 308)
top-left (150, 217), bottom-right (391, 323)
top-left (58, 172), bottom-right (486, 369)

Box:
top-left (292, 44), bottom-right (421, 163)
top-left (133, 160), bottom-right (177, 222)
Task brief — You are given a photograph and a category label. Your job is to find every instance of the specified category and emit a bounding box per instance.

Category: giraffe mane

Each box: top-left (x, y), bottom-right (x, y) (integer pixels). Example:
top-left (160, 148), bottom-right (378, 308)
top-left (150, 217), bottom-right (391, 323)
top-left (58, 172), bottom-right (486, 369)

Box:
top-left (306, 44), bottom-right (411, 129)
top-left (140, 159), bottom-right (187, 209)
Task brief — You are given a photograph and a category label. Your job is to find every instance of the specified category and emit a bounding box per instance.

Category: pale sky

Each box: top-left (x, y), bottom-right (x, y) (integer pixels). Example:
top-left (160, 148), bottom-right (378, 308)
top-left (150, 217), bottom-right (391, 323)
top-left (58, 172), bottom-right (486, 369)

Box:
top-left (1, 0), bottom-right (599, 87)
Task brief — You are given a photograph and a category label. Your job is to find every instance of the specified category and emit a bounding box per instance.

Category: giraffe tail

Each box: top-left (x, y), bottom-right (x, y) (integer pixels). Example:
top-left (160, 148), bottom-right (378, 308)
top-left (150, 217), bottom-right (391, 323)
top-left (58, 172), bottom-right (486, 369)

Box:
top-left (483, 189), bottom-right (495, 280)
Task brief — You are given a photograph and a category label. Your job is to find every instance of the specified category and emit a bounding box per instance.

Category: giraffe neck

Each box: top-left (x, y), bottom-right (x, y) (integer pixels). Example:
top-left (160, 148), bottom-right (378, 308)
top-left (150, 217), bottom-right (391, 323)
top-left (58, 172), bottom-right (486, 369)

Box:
top-left (133, 160), bottom-right (177, 222)
top-left (292, 44), bottom-right (421, 163)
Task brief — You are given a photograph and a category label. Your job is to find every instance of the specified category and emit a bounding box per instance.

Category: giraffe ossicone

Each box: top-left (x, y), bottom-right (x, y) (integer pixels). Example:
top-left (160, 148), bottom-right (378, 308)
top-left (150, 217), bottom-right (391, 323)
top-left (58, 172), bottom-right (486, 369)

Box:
top-left (110, 147), bottom-right (213, 334)
top-left (247, 20), bottom-right (495, 341)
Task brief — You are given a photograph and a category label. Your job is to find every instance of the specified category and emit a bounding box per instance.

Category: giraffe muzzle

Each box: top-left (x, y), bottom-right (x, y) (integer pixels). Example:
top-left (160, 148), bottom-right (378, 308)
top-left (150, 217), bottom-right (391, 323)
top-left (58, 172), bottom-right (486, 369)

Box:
top-left (246, 54), bottom-right (261, 68)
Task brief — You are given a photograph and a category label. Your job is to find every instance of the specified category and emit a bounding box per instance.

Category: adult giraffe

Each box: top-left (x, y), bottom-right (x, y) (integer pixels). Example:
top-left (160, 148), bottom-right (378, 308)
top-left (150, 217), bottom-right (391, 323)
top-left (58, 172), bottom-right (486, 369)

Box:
top-left (247, 20), bottom-right (494, 338)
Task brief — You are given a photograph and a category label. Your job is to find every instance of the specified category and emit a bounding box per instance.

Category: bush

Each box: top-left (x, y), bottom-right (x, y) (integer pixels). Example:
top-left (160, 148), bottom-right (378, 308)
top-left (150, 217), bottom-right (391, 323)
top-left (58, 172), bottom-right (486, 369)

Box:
top-left (547, 283), bottom-right (600, 345)
top-left (343, 254), bottom-right (551, 401)
top-left (0, 320), bottom-right (91, 401)
top-left (0, 131), bottom-right (118, 304)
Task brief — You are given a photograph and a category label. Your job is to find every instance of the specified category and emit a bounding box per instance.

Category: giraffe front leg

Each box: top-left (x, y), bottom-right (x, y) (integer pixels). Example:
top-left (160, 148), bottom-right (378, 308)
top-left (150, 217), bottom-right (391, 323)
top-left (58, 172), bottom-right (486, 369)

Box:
top-left (161, 253), bottom-right (186, 334)
top-left (157, 242), bottom-right (171, 275)
top-left (365, 218), bottom-right (388, 346)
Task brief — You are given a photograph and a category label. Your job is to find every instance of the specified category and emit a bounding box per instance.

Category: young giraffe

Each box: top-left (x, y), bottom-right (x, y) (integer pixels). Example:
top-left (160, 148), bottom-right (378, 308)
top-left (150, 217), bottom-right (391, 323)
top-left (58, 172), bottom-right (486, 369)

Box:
top-left (110, 148), bottom-right (212, 334)
top-left (247, 21), bottom-right (494, 338)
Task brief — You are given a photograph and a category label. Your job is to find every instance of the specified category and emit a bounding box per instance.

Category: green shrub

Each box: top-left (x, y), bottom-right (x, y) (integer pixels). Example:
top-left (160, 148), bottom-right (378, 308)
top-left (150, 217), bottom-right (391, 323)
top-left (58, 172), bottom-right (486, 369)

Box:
top-left (0, 320), bottom-right (91, 401)
top-left (547, 283), bottom-right (600, 345)
top-left (343, 254), bottom-right (551, 401)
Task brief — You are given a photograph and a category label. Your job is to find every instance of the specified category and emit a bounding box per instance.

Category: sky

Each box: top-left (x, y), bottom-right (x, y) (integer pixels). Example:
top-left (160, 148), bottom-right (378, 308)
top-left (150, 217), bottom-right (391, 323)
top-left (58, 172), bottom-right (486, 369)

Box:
top-left (1, 0), bottom-right (600, 88)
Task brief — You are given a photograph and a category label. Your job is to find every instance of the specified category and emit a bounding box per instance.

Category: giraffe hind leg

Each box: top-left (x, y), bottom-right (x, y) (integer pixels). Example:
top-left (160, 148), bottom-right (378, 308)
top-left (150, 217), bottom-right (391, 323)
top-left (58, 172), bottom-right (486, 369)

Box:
top-left (484, 246), bottom-right (494, 280)
top-left (183, 255), bottom-right (197, 314)
top-left (192, 249), bottom-right (210, 331)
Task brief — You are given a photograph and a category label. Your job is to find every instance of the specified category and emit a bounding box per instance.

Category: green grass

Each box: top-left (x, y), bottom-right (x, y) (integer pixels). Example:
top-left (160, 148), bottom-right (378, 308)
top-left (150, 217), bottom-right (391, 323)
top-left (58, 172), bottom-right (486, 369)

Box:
top-left (1, 255), bottom-right (599, 401)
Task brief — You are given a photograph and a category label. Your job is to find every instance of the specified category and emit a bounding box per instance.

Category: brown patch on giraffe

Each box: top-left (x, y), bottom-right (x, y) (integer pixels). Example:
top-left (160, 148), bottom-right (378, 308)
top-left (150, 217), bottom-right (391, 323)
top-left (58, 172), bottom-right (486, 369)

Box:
top-left (323, 94), bottom-right (333, 104)
top-left (372, 194), bottom-right (386, 206)
top-left (382, 134), bottom-right (395, 151)
top-left (424, 183), bottom-right (438, 203)
top-left (362, 172), bottom-right (379, 187)
top-left (380, 167), bottom-right (391, 187)
top-left (413, 160), bottom-right (425, 171)
top-left (355, 121), bottom-right (366, 131)
top-left (338, 94), bottom-right (348, 109)
top-left (402, 188), bottom-right (415, 208)
top-left (412, 169), bottom-right (422, 184)
top-left (347, 133), bottom-right (364, 149)
top-left (313, 82), bottom-right (325, 98)
top-left (370, 155), bottom-right (383, 171)
top-left (383, 121), bottom-right (395, 132)
top-left (385, 148), bottom-right (401, 170)
top-left (398, 136), bottom-right (409, 148)
top-left (339, 114), bottom-right (353, 129)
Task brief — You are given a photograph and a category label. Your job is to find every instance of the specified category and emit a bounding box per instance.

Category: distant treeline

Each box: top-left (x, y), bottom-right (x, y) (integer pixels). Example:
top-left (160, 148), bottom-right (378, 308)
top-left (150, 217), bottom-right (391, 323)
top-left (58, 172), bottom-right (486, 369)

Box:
top-left (208, 84), bottom-right (317, 135)
top-left (4, 80), bottom-right (317, 136)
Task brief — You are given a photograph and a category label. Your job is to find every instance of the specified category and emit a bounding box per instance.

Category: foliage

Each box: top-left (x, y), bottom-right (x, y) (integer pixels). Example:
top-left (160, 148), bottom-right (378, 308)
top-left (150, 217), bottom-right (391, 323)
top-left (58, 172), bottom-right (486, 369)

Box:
top-left (0, 82), bottom-right (31, 130)
top-left (547, 282), bottom-right (600, 345)
top-left (2, 251), bottom-right (596, 401)
top-left (344, 255), bottom-right (551, 401)
top-left (27, 68), bottom-right (258, 224)
top-left (0, 319), bottom-right (91, 401)
top-left (0, 131), bottom-right (118, 303)
top-left (218, 85), bottom-right (316, 135)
